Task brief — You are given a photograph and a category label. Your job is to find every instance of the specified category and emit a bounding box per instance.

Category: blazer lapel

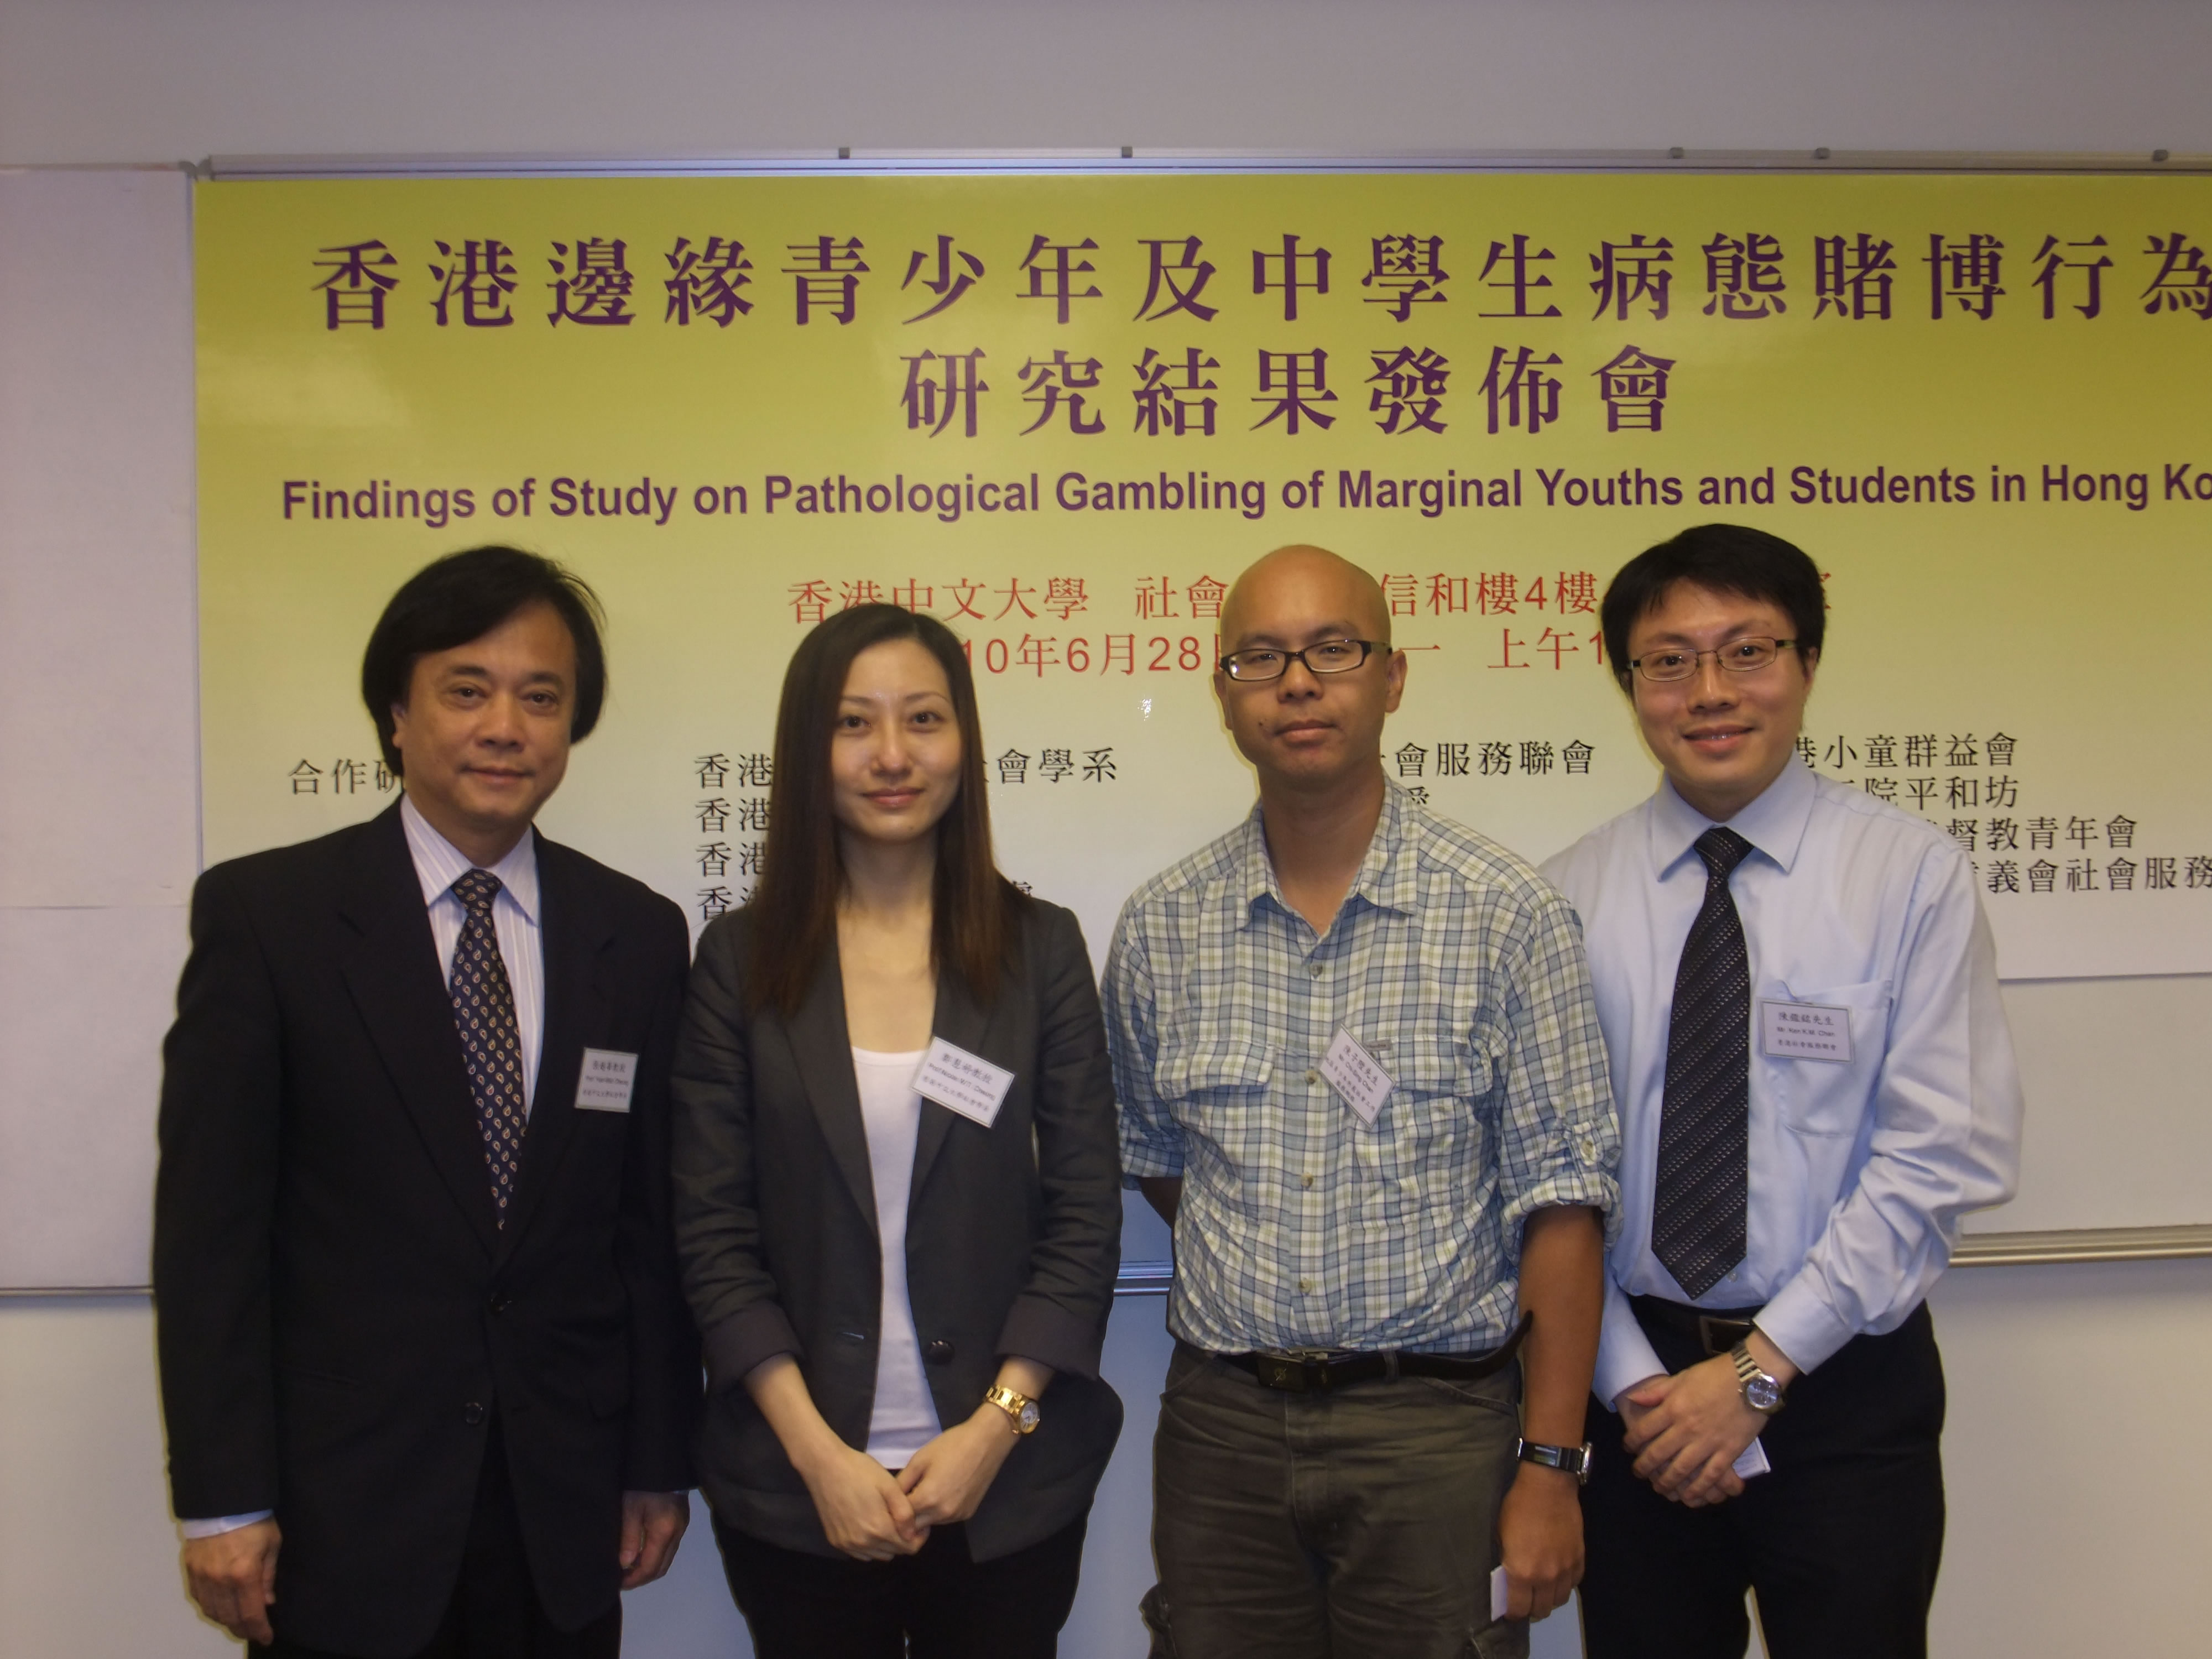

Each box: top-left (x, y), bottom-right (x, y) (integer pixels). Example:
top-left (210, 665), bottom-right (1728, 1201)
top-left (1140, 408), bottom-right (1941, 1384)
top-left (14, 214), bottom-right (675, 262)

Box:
top-left (337, 807), bottom-right (501, 1259)
top-left (496, 835), bottom-right (608, 1264)
top-left (910, 967), bottom-right (997, 1201)
top-left (785, 938), bottom-right (881, 1233)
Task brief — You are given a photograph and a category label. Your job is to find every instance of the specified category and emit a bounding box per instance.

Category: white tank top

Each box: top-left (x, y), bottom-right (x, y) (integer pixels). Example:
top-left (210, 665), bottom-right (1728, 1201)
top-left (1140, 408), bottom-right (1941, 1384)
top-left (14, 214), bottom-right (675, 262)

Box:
top-left (849, 1046), bottom-right (943, 1468)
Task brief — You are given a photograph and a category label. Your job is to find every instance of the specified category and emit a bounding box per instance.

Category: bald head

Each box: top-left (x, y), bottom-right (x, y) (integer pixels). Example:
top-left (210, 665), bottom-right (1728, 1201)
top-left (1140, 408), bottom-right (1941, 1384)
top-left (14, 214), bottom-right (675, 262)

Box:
top-left (1219, 545), bottom-right (1392, 652)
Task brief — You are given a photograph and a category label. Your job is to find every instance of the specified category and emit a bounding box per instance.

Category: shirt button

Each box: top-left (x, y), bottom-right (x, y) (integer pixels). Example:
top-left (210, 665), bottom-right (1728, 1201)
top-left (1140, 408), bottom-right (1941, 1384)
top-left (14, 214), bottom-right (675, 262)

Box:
top-left (1579, 1138), bottom-right (1598, 1162)
top-left (1308, 963), bottom-right (1323, 978)
top-left (462, 1401), bottom-right (486, 1427)
top-left (1302, 1174), bottom-right (1314, 1188)
top-left (1298, 1277), bottom-right (1314, 1292)
top-left (1305, 1069), bottom-right (1320, 1086)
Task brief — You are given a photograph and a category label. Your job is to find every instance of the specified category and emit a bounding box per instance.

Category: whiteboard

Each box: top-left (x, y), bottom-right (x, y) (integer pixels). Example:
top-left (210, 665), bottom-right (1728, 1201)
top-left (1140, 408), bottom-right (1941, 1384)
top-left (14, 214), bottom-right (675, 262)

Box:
top-left (1, 164), bottom-right (2201, 1291)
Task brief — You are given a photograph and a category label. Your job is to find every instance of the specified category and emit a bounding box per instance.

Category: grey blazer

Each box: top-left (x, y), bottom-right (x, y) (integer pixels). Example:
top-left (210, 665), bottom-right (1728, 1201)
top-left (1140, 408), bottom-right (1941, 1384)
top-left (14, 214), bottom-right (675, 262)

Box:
top-left (670, 898), bottom-right (1124, 1561)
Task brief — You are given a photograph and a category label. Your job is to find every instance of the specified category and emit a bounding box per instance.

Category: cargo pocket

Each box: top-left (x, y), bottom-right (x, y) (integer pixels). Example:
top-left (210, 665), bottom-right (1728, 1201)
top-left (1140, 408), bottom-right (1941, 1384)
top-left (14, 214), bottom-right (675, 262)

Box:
top-left (1139, 1584), bottom-right (1181, 1658)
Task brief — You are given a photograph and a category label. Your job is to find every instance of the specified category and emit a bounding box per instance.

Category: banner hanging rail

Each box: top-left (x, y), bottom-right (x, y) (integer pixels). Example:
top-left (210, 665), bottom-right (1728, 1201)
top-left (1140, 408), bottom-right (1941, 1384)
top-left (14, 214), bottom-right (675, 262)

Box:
top-left (6, 1225), bottom-right (2209, 1298)
top-left (196, 147), bottom-right (2211, 182)
top-left (1104, 1224), bottom-right (2212, 1297)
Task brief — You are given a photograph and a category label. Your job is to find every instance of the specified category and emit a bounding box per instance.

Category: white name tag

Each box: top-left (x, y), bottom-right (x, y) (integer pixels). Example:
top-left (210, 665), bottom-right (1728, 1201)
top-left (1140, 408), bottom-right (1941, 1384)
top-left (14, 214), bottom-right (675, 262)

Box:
top-left (1319, 1027), bottom-right (1394, 1125)
top-left (1758, 999), bottom-right (1853, 1064)
top-left (575, 1048), bottom-right (638, 1112)
top-left (913, 1037), bottom-right (1015, 1128)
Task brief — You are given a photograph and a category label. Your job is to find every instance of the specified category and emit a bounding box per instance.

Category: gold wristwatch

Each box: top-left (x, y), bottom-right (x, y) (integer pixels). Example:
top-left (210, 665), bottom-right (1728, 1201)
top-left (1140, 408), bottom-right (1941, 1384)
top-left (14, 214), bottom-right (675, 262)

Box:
top-left (983, 1384), bottom-right (1041, 1434)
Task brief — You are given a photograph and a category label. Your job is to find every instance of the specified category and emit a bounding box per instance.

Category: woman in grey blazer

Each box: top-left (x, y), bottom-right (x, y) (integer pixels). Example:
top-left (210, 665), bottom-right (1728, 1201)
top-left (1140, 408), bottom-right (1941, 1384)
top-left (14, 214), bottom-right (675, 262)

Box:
top-left (671, 603), bottom-right (1123, 1658)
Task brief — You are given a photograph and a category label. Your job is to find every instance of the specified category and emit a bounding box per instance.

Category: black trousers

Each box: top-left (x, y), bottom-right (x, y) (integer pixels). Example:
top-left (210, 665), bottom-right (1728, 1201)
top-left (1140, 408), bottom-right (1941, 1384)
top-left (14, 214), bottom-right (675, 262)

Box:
top-left (254, 1430), bottom-right (620, 1659)
top-left (1579, 1300), bottom-right (1947, 1659)
top-left (713, 1511), bottom-right (1089, 1659)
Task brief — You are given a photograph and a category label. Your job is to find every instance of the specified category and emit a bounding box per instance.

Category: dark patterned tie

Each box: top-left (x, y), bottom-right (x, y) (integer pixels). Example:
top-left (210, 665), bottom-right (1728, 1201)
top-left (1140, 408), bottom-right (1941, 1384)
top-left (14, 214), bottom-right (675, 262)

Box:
top-left (449, 869), bottom-right (527, 1223)
top-left (1652, 826), bottom-right (1755, 1298)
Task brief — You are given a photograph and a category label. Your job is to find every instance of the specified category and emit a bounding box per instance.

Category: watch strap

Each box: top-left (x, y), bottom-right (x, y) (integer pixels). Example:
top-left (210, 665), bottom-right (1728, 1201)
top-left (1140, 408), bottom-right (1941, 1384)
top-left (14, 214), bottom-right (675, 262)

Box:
top-left (1515, 1437), bottom-right (1594, 1485)
top-left (983, 1384), bottom-right (1039, 1433)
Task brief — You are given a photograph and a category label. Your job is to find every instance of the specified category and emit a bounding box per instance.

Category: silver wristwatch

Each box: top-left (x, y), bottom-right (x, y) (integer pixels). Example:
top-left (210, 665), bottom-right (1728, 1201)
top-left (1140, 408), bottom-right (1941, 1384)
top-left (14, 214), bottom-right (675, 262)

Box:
top-left (1730, 1339), bottom-right (1786, 1416)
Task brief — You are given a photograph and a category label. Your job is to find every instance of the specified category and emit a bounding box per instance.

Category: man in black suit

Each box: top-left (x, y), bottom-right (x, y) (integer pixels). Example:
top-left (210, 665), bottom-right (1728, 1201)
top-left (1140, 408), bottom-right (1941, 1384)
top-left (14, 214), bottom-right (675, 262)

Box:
top-left (155, 546), bottom-right (700, 1658)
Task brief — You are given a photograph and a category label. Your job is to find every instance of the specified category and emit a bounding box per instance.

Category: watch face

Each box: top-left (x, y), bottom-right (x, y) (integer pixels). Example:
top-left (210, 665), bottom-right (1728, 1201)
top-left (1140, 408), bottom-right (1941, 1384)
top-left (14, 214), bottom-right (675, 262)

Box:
top-left (1745, 1375), bottom-right (1783, 1413)
top-left (1017, 1400), bottom-right (1041, 1431)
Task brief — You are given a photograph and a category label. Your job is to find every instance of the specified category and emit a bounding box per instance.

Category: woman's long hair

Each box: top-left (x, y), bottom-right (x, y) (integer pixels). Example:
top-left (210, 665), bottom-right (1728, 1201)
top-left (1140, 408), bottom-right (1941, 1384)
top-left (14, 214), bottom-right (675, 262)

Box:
top-left (745, 604), bottom-right (1027, 1018)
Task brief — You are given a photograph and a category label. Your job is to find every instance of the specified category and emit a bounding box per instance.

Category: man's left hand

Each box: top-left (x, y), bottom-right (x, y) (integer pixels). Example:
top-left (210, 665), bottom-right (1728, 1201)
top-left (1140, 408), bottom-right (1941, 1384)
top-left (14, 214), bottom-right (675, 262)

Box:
top-left (1620, 1337), bottom-right (1793, 1507)
top-left (1497, 1464), bottom-right (1584, 1621)
top-left (618, 1491), bottom-right (689, 1589)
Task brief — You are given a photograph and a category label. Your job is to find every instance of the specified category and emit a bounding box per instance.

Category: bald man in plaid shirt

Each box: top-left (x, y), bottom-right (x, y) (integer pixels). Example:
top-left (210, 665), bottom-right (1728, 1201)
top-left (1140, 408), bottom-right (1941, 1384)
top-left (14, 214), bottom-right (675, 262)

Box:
top-left (1105, 546), bottom-right (1620, 1659)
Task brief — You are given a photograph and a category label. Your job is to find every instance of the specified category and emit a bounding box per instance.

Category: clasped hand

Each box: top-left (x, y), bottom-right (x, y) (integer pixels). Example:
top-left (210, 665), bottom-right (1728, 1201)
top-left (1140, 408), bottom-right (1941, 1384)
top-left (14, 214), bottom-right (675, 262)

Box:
top-left (1618, 1355), bottom-right (1769, 1506)
top-left (801, 1406), bottom-right (1020, 1562)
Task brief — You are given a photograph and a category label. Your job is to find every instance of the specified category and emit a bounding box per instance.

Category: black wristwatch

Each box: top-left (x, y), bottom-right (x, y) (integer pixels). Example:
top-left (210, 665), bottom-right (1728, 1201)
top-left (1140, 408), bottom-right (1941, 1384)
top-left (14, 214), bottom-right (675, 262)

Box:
top-left (1515, 1438), bottom-right (1594, 1485)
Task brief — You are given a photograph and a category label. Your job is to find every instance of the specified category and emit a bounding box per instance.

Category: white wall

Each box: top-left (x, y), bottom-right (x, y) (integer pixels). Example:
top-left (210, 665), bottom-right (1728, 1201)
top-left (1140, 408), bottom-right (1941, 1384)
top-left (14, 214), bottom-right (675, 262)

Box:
top-left (4, 0), bottom-right (2211, 163)
top-left (3, 3), bottom-right (2209, 1656)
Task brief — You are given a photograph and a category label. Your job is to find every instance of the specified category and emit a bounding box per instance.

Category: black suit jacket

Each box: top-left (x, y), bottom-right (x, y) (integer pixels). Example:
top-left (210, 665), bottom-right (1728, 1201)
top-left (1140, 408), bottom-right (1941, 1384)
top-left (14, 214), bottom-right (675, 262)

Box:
top-left (154, 805), bottom-right (700, 1657)
top-left (671, 899), bottom-right (1123, 1561)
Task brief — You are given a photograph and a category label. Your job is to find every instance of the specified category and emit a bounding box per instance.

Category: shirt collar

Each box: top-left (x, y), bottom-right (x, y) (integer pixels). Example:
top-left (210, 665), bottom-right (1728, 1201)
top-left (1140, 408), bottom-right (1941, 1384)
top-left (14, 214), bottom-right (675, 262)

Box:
top-left (1646, 752), bottom-right (1816, 879)
top-left (1236, 777), bottom-right (1418, 928)
top-left (400, 793), bottom-right (541, 925)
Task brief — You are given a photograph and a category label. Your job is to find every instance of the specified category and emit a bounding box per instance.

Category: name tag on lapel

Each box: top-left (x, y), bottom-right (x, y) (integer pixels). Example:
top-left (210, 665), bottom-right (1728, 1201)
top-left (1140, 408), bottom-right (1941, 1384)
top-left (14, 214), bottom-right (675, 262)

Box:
top-left (913, 1037), bottom-right (1015, 1129)
top-left (1758, 1000), bottom-right (1853, 1064)
top-left (575, 1048), bottom-right (639, 1112)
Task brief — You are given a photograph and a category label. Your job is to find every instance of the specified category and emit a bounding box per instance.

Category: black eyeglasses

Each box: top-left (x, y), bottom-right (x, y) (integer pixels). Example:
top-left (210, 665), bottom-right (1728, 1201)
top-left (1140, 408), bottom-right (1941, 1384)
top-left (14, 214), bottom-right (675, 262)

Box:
top-left (1218, 639), bottom-right (1384, 682)
top-left (1628, 637), bottom-right (1799, 684)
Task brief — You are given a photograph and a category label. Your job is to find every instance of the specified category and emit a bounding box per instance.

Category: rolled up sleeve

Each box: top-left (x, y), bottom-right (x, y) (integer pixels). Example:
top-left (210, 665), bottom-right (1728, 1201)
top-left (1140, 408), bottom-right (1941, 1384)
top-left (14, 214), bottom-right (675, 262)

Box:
top-left (1490, 886), bottom-right (1623, 1247)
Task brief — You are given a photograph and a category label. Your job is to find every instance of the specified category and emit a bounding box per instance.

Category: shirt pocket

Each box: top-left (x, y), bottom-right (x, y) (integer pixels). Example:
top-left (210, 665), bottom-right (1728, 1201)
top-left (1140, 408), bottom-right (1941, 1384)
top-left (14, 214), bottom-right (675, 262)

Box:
top-left (1759, 977), bottom-right (1891, 1139)
top-left (1358, 1029), bottom-right (1490, 1214)
top-left (1153, 1030), bottom-right (1275, 1156)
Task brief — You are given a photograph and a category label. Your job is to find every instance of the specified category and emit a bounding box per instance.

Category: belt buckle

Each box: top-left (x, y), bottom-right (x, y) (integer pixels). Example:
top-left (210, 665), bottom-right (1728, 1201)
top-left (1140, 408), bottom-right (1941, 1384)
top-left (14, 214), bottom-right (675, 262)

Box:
top-left (1253, 1348), bottom-right (1332, 1392)
top-left (1697, 1316), bottom-right (1754, 1357)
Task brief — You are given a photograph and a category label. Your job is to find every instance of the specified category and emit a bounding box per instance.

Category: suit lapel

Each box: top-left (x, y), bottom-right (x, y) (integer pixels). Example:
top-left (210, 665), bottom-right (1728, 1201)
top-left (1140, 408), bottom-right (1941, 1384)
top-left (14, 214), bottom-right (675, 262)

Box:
top-left (497, 834), bottom-right (608, 1265)
top-left (786, 937), bottom-right (881, 1233)
top-left (910, 964), bottom-right (997, 1202)
top-left (337, 806), bottom-right (501, 1259)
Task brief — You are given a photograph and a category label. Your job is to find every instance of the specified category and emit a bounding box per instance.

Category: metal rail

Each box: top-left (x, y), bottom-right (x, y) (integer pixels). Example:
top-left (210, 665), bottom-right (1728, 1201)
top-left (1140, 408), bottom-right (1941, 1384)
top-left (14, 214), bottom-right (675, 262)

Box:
top-left (1107, 1224), bottom-right (2212, 1298)
top-left (199, 148), bottom-right (2212, 181)
top-left (6, 1225), bottom-right (2207, 1300)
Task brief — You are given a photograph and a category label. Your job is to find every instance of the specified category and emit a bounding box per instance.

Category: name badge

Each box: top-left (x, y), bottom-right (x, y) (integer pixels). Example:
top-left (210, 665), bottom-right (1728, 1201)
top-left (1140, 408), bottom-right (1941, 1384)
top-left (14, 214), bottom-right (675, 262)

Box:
top-left (913, 1037), bottom-right (1016, 1129)
top-left (1319, 1027), bottom-right (1394, 1125)
top-left (1757, 999), bottom-right (1853, 1065)
top-left (575, 1048), bottom-right (639, 1112)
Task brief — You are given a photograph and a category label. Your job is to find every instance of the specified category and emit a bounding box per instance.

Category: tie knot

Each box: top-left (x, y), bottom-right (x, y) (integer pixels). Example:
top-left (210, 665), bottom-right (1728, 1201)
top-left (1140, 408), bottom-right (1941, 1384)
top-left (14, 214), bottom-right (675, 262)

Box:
top-left (1694, 826), bottom-right (1754, 881)
top-left (452, 868), bottom-right (503, 917)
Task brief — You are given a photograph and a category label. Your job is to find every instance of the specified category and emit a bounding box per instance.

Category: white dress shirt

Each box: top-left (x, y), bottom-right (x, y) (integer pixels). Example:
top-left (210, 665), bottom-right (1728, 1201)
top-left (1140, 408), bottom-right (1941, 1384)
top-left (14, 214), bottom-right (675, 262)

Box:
top-left (1542, 757), bottom-right (2023, 1408)
top-left (181, 797), bottom-right (549, 1538)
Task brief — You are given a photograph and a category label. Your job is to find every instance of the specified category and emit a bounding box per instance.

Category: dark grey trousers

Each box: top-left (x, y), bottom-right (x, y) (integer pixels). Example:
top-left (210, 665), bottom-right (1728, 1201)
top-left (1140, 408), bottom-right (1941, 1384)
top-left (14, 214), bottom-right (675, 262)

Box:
top-left (1144, 1340), bottom-right (1528, 1659)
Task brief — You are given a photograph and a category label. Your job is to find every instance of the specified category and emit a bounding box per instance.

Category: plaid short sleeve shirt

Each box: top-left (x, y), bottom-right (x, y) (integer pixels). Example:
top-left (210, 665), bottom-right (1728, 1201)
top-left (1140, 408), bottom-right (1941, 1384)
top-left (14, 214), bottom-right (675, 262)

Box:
top-left (1104, 782), bottom-right (1621, 1354)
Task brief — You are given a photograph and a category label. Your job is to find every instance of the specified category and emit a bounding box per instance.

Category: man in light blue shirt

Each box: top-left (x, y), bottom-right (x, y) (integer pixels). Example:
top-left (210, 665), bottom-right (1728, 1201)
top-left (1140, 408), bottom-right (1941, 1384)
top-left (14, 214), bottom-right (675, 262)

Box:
top-left (1541, 524), bottom-right (2021, 1659)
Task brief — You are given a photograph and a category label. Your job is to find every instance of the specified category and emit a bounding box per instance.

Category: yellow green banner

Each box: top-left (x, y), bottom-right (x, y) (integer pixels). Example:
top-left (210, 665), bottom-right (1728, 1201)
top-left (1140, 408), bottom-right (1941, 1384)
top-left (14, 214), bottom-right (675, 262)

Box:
top-left (196, 171), bottom-right (2212, 977)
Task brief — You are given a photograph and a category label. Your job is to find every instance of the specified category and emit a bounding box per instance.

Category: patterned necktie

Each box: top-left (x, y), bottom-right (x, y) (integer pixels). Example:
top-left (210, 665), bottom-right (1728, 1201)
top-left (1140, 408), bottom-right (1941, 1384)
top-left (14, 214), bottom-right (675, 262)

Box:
top-left (1652, 826), bottom-right (1755, 1299)
top-left (449, 868), bottom-right (526, 1223)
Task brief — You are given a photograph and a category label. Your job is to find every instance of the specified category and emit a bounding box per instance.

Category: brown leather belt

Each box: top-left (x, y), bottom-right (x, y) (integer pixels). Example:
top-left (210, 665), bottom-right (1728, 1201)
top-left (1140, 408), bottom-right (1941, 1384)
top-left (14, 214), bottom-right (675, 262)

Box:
top-left (1211, 1312), bottom-right (1531, 1393)
top-left (1630, 1295), bottom-right (1764, 1357)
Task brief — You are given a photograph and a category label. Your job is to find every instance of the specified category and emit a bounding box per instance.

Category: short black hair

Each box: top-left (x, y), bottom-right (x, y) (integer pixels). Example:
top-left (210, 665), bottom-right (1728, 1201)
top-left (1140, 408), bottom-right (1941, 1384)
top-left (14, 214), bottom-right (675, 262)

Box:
top-left (1600, 524), bottom-right (1825, 693)
top-left (360, 546), bottom-right (607, 775)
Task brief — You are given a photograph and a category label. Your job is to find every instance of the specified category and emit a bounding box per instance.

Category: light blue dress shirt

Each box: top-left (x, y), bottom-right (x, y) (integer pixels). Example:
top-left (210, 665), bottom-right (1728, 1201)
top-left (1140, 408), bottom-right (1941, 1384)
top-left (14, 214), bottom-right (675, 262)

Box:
top-left (1542, 757), bottom-right (2022, 1407)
